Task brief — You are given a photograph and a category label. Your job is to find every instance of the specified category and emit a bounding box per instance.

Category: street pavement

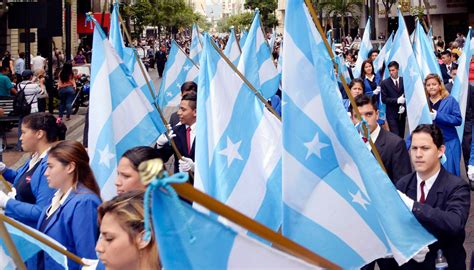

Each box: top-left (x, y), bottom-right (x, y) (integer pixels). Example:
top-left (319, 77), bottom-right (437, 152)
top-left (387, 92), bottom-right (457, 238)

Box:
top-left (1, 68), bottom-right (473, 267)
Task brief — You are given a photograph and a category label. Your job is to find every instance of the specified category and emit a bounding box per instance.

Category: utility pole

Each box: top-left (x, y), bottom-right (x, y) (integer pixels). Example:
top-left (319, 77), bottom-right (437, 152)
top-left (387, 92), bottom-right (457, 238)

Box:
top-left (65, 0), bottom-right (71, 62)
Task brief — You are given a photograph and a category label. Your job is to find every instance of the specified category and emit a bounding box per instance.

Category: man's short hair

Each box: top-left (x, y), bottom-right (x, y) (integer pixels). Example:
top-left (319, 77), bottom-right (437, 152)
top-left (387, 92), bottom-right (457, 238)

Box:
top-left (367, 49), bottom-right (380, 58)
top-left (182, 92), bottom-right (197, 110)
top-left (180, 81), bottom-right (197, 94)
top-left (441, 50), bottom-right (452, 57)
top-left (349, 94), bottom-right (378, 114)
top-left (387, 61), bottom-right (399, 70)
top-left (411, 124), bottom-right (444, 148)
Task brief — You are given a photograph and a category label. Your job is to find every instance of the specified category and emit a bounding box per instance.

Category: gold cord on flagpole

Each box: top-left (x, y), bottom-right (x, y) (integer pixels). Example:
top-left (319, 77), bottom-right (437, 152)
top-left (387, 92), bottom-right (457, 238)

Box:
top-left (303, 0), bottom-right (387, 173)
top-left (140, 159), bottom-right (341, 269)
top-left (0, 214), bottom-right (85, 266)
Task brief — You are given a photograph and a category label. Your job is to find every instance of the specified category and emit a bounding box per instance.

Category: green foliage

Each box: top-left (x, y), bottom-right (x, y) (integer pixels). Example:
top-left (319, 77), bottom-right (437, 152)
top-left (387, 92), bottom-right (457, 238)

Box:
top-left (123, 0), bottom-right (154, 37)
top-left (318, 0), bottom-right (363, 36)
top-left (217, 12), bottom-right (254, 33)
top-left (244, 0), bottom-right (278, 29)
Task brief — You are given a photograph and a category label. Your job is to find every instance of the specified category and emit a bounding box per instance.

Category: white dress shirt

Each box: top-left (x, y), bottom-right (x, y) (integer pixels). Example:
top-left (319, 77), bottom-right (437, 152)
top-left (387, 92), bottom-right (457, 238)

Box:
top-left (416, 169), bottom-right (440, 202)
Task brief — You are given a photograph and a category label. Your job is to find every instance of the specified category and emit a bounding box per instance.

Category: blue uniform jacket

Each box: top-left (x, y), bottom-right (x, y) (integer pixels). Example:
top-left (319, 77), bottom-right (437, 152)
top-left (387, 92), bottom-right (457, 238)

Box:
top-left (34, 184), bottom-right (101, 270)
top-left (3, 156), bottom-right (56, 228)
top-left (363, 73), bottom-right (381, 96)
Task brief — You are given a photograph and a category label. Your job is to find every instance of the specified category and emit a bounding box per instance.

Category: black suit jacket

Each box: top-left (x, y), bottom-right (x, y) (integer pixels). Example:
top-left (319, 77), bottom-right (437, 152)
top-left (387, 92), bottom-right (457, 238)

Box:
top-left (396, 167), bottom-right (471, 270)
top-left (440, 63), bottom-right (459, 84)
top-left (373, 128), bottom-right (412, 183)
top-left (157, 124), bottom-right (195, 181)
top-left (381, 77), bottom-right (406, 120)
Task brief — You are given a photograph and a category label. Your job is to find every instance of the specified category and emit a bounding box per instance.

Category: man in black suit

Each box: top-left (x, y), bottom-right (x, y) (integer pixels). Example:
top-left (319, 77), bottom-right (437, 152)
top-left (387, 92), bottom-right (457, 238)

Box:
top-left (169, 81), bottom-right (197, 128)
top-left (156, 93), bottom-right (196, 179)
top-left (397, 124), bottom-right (471, 269)
top-left (439, 51), bottom-right (458, 85)
top-left (381, 61), bottom-right (407, 138)
top-left (351, 94), bottom-right (412, 184)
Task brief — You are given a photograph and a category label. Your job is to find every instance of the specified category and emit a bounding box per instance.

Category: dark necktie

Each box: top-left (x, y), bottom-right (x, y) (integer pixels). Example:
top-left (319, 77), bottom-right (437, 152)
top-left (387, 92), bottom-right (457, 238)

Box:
top-left (186, 127), bottom-right (191, 155)
top-left (419, 181), bottom-right (426, 204)
top-left (395, 80), bottom-right (399, 89)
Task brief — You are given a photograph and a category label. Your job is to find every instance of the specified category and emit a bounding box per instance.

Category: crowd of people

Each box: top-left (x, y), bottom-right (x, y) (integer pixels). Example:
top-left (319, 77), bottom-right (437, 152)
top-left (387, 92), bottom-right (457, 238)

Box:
top-left (0, 27), bottom-right (473, 269)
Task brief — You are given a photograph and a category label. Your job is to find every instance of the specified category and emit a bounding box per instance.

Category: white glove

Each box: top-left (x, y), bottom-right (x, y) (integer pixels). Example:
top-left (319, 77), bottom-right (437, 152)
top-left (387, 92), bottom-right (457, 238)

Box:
top-left (468, 165), bottom-right (474, 181)
top-left (397, 190), bottom-right (414, 210)
top-left (397, 95), bottom-right (406, 104)
top-left (398, 105), bottom-right (405, 114)
top-left (0, 162), bottom-right (6, 173)
top-left (430, 109), bottom-right (437, 120)
top-left (412, 246), bottom-right (429, 263)
top-left (373, 86), bottom-right (381, 95)
top-left (81, 258), bottom-right (99, 270)
top-left (0, 191), bottom-right (10, 208)
top-left (156, 129), bottom-right (175, 149)
top-left (178, 157), bottom-right (195, 172)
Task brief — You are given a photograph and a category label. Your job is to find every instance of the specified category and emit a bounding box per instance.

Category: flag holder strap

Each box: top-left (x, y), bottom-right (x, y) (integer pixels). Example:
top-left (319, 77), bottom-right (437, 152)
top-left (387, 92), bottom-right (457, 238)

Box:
top-left (0, 213), bottom-right (85, 266)
top-left (209, 39), bottom-right (282, 121)
top-left (0, 217), bottom-right (26, 270)
top-left (139, 159), bottom-right (341, 269)
top-left (303, 0), bottom-right (387, 173)
top-left (113, 12), bottom-right (186, 163)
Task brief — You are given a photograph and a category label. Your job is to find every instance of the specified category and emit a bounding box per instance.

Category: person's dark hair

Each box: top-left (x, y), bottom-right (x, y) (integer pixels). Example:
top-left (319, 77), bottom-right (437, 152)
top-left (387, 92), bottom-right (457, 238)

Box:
top-left (121, 146), bottom-right (161, 171)
top-left (367, 49), bottom-right (380, 58)
top-left (360, 60), bottom-right (375, 78)
top-left (18, 52), bottom-right (25, 59)
top-left (441, 50), bottom-right (451, 57)
top-left (411, 124), bottom-right (444, 148)
top-left (349, 78), bottom-right (364, 89)
top-left (182, 92), bottom-right (197, 110)
top-left (59, 62), bottom-right (73, 83)
top-left (0, 66), bottom-right (6, 73)
top-left (180, 81), bottom-right (197, 94)
top-left (387, 61), bottom-right (399, 70)
top-left (22, 112), bottom-right (66, 142)
top-left (349, 94), bottom-right (378, 114)
top-left (49, 140), bottom-right (101, 197)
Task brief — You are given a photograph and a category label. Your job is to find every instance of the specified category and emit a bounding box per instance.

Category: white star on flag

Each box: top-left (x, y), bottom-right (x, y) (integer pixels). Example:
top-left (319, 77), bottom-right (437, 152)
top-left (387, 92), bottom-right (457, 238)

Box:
top-left (409, 65), bottom-right (418, 78)
top-left (99, 144), bottom-right (115, 169)
top-left (166, 91), bottom-right (172, 97)
top-left (350, 190), bottom-right (370, 210)
top-left (183, 64), bottom-right (191, 71)
top-left (176, 83), bottom-right (182, 88)
top-left (218, 137), bottom-right (243, 167)
top-left (303, 132), bottom-right (329, 159)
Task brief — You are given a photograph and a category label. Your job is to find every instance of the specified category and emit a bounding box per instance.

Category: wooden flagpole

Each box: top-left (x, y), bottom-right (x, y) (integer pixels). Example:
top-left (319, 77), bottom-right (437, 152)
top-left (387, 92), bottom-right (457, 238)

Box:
top-left (140, 159), bottom-right (341, 269)
top-left (0, 214), bottom-right (85, 266)
top-left (0, 219), bottom-right (26, 270)
top-left (303, 0), bottom-right (387, 172)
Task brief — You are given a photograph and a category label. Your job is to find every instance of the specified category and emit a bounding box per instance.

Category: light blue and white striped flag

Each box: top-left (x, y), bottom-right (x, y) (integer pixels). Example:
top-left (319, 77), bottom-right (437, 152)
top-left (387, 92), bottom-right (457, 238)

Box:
top-left (353, 17), bottom-right (373, 78)
top-left (373, 32), bottom-right (393, 75)
top-left (0, 216), bottom-right (68, 269)
top-left (239, 30), bottom-right (248, 49)
top-left (149, 175), bottom-right (319, 269)
top-left (88, 18), bottom-right (165, 199)
top-left (223, 27), bottom-right (241, 65)
top-left (451, 28), bottom-right (473, 141)
top-left (269, 28), bottom-right (277, 51)
top-left (190, 23), bottom-right (203, 64)
top-left (156, 40), bottom-right (199, 110)
top-left (413, 21), bottom-right (442, 80)
top-left (427, 26), bottom-right (435, 52)
top-left (194, 34), bottom-right (282, 233)
top-left (281, 1), bottom-right (436, 268)
top-left (238, 10), bottom-right (280, 99)
top-left (387, 10), bottom-right (432, 132)
top-left (109, 3), bottom-right (155, 102)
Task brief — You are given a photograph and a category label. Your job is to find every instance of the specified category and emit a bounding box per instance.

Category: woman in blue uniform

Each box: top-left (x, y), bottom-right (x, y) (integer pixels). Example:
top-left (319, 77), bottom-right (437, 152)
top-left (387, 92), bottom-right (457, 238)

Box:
top-left (0, 112), bottom-right (61, 228)
top-left (425, 73), bottom-right (462, 175)
top-left (35, 140), bottom-right (101, 270)
top-left (360, 60), bottom-right (381, 97)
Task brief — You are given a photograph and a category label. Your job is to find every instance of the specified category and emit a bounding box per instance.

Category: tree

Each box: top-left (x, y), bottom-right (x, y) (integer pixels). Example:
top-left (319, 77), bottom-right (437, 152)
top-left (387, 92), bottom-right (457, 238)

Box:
top-left (123, 0), bottom-right (154, 38)
top-left (379, 0), bottom-right (396, 35)
top-left (244, 0), bottom-right (278, 30)
top-left (217, 12), bottom-right (254, 33)
top-left (318, 0), bottom-right (363, 37)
